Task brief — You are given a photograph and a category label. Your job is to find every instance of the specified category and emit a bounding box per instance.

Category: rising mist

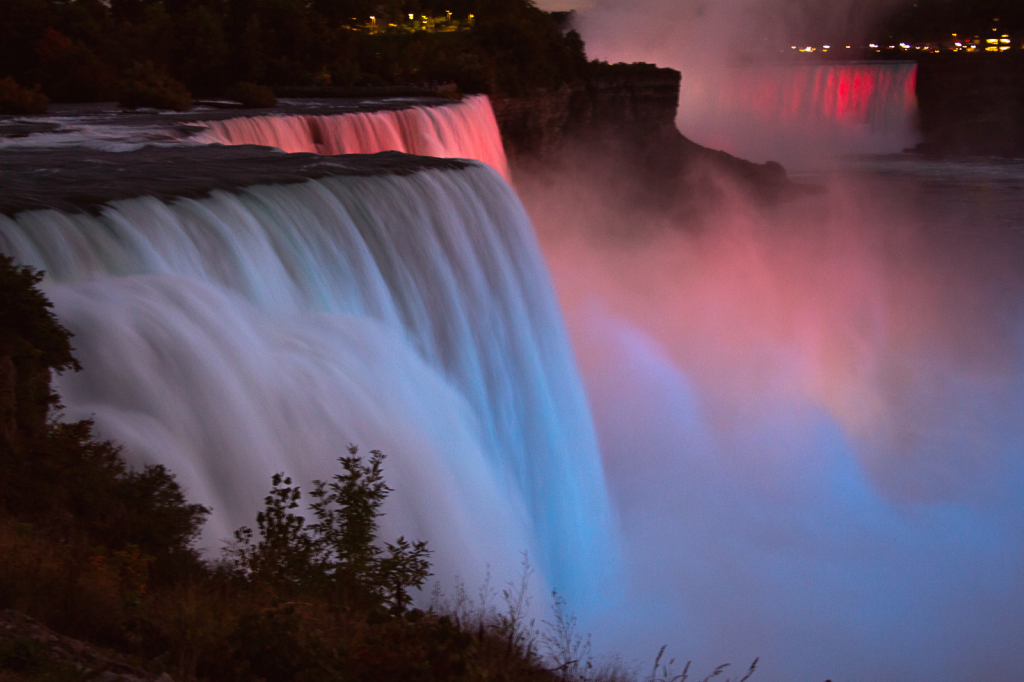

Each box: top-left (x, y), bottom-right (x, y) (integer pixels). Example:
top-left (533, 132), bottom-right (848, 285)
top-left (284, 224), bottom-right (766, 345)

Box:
top-left (516, 152), bottom-right (1024, 681)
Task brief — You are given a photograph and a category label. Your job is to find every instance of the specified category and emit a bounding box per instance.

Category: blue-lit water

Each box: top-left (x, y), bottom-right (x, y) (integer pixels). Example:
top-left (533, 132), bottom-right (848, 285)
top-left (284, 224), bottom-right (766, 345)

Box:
top-left (522, 153), bottom-right (1024, 682)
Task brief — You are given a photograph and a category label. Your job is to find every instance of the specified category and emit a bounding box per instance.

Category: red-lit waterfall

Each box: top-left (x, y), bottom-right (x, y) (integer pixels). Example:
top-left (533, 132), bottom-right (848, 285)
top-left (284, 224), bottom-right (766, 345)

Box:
top-left (677, 62), bottom-right (919, 163)
top-left (196, 94), bottom-right (510, 179)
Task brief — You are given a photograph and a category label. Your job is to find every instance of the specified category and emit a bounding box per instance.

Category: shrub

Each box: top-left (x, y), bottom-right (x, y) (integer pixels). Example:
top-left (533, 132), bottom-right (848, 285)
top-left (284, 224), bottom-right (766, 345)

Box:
top-left (118, 61), bottom-right (192, 111)
top-left (226, 82), bottom-right (277, 108)
top-left (0, 77), bottom-right (48, 115)
top-left (0, 256), bottom-right (208, 640)
top-left (229, 446), bottom-right (432, 613)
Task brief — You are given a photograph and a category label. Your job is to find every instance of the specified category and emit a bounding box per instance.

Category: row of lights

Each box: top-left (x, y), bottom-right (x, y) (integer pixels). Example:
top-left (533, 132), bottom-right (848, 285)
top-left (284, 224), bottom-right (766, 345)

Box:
top-left (789, 34), bottom-right (1018, 55)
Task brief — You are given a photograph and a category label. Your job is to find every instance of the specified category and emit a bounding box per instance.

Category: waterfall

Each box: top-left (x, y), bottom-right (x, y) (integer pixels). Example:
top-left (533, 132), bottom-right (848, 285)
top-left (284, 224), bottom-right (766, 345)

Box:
top-left (677, 62), bottom-right (919, 164)
top-left (0, 163), bottom-right (613, 601)
top-left (196, 95), bottom-right (511, 180)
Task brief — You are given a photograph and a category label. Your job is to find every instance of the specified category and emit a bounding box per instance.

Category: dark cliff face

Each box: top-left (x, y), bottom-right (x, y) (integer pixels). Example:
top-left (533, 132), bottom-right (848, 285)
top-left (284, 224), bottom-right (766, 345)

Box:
top-left (491, 62), bottom-right (799, 207)
top-left (491, 63), bottom-right (682, 157)
top-left (915, 53), bottom-right (1024, 157)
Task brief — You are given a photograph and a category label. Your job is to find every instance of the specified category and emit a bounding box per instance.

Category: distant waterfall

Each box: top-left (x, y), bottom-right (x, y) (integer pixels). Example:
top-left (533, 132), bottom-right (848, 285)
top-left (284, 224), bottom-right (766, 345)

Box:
top-left (0, 164), bottom-right (612, 601)
top-left (197, 95), bottom-right (510, 179)
top-left (677, 62), bottom-right (919, 164)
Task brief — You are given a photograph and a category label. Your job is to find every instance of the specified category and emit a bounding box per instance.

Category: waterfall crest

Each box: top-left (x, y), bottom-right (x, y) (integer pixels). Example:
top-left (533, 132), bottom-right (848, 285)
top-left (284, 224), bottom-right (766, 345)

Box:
top-left (196, 95), bottom-right (510, 180)
top-left (0, 163), bottom-right (612, 600)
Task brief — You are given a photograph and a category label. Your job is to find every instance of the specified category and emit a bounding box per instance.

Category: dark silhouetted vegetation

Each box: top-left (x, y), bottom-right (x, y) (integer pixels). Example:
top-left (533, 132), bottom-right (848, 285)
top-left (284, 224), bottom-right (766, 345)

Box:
top-left (0, 0), bottom-right (588, 105)
top-left (0, 254), bottom-right (756, 681)
top-left (117, 60), bottom-right (193, 110)
top-left (225, 82), bottom-right (276, 108)
top-left (0, 77), bottom-right (48, 114)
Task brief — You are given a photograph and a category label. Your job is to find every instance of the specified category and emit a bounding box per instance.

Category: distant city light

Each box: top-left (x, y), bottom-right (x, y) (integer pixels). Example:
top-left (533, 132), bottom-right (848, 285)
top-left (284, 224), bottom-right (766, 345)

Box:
top-left (869, 44), bottom-right (878, 48)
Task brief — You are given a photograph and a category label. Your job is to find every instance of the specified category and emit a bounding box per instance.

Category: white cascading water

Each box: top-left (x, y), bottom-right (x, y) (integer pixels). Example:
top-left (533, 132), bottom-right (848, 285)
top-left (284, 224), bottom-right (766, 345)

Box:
top-left (196, 95), bottom-right (511, 180)
top-left (0, 163), bottom-right (614, 603)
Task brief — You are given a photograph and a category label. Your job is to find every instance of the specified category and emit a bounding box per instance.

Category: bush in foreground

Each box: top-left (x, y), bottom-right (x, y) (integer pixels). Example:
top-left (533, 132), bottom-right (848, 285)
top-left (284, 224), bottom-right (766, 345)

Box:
top-left (0, 255), bottom-right (758, 682)
top-left (0, 77), bottom-right (48, 115)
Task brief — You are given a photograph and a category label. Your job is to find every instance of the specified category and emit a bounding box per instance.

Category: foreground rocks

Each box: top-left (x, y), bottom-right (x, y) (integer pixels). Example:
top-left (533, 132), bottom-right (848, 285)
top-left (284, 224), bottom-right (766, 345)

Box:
top-left (0, 610), bottom-right (171, 682)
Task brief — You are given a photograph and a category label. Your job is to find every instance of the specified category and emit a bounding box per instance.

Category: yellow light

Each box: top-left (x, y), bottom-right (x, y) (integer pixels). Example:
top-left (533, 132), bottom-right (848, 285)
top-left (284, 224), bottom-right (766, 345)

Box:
top-left (986, 46), bottom-right (999, 51)
top-left (408, 13), bottom-right (414, 20)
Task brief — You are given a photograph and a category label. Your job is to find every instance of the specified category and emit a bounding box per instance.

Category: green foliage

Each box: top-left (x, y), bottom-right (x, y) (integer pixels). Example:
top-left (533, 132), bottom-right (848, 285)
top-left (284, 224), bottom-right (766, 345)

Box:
top-left (0, 76), bottom-right (48, 114)
top-left (230, 446), bottom-right (432, 613)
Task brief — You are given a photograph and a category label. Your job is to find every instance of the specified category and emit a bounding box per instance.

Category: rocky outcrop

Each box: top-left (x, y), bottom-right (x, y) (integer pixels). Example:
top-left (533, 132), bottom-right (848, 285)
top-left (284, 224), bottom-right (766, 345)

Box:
top-left (0, 610), bottom-right (172, 682)
top-left (492, 62), bottom-right (801, 204)
top-left (491, 63), bottom-right (681, 157)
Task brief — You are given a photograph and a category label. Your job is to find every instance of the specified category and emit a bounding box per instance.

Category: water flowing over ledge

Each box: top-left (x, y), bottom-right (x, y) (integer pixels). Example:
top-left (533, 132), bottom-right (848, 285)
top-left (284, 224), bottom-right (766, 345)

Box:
top-left (0, 162), bottom-right (614, 602)
top-left (196, 95), bottom-right (511, 180)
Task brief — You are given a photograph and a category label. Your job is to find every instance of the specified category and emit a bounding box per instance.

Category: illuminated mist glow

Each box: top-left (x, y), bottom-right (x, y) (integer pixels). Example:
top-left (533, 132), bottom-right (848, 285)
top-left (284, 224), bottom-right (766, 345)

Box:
top-left (573, 0), bottom-right (920, 164)
top-left (196, 94), bottom-right (510, 179)
top-left (517, 159), bottom-right (1024, 682)
top-left (0, 163), bottom-right (614, 605)
top-left (677, 62), bottom-right (919, 163)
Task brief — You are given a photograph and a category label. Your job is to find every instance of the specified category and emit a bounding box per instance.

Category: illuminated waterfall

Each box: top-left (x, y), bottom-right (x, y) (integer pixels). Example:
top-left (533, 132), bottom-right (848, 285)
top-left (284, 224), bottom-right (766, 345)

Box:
top-left (677, 62), bottom-right (919, 163)
top-left (0, 163), bottom-right (613, 600)
top-left (196, 95), bottom-right (510, 179)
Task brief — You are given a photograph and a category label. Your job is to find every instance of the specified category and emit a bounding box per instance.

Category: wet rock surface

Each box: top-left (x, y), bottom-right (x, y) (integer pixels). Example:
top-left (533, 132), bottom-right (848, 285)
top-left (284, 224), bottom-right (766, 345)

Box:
top-left (0, 146), bottom-right (469, 216)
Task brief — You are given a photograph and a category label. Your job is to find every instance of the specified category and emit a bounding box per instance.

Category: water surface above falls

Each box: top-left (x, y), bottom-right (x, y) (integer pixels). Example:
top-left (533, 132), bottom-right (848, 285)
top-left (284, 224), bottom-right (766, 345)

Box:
top-left (0, 95), bottom-right (509, 179)
top-left (0, 146), bottom-right (469, 214)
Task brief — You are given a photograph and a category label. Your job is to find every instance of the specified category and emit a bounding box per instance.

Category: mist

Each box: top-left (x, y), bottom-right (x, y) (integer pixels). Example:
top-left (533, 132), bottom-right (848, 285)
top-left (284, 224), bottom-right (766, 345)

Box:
top-left (516, 156), bottom-right (1024, 681)
top-left (569, 0), bottom-right (919, 163)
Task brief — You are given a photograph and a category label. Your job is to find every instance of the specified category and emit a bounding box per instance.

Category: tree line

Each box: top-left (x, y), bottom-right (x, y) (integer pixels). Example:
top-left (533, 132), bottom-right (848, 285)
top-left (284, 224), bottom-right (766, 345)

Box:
top-left (0, 0), bottom-right (587, 105)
